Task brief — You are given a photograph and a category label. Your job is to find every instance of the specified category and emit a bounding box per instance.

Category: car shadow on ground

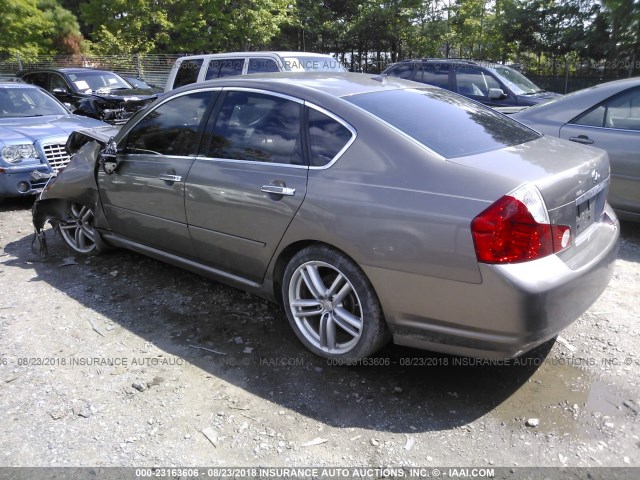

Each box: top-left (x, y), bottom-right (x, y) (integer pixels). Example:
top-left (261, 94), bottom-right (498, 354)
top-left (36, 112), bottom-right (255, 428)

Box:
top-left (618, 220), bottom-right (640, 262)
top-left (0, 196), bottom-right (591, 434)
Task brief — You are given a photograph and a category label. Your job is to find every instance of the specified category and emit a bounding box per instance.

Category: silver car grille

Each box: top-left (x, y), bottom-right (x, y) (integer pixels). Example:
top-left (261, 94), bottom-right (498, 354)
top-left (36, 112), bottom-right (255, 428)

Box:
top-left (42, 143), bottom-right (71, 172)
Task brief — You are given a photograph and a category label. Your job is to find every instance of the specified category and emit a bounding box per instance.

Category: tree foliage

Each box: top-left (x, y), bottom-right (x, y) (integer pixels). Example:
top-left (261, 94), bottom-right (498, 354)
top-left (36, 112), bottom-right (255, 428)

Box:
top-left (2, 0), bottom-right (640, 76)
top-left (0, 0), bottom-right (54, 59)
top-left (79, 0), bottom-right (173, 54)
top-left (39, 0), bottom-right (86, 54)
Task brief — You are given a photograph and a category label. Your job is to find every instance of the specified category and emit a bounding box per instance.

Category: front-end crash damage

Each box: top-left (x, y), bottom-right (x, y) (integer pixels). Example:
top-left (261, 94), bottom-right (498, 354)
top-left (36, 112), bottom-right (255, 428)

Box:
top-left (32, 126), bottom-right (117, 256)
top-left (76, 94), bottom-right (158, 125)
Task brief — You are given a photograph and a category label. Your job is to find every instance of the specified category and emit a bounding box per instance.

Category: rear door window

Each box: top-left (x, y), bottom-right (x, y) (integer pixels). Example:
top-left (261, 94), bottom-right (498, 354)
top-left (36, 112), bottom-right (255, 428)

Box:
top-left (247, 58), bottom-right (280, 74)
top-left (173, 59), bottom-right (203, 89)
top-left (386, 63), bottom-right (417, 80)
top-left (205, 91), bottom-right (303, 165)
top-left (572, 87), bottom-right (640, 131)
top-left (206, 58), bottom-right (245, 79)
top-left (418, 63), bottom-right (450, 89)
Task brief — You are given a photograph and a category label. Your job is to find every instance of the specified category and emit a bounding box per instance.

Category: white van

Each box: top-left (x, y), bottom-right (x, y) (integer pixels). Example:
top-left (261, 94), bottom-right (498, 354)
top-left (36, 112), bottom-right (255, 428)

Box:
top-left (165, 51), bottom-right (346, 92)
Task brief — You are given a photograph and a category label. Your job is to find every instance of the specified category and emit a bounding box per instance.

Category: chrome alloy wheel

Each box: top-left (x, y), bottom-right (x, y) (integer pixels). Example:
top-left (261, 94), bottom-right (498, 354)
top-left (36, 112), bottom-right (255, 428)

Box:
top-left (59, 204), bottom-right (97, 254)
top-left (288, 260), bottom-right (364, 354)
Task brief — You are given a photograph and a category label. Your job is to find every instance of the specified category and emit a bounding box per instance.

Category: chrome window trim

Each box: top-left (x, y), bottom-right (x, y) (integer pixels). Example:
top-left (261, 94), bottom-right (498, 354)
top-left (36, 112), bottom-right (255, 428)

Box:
top-left (192, 156), bottom-right (309, 170)
top-left (566, 122), bottom-right (640, 134)
top-left (305, 102), bottom-right (357, 170)
top-left (123, 153), bottom-right (196, 160)
top-left (120, 87), bottom-right (358, 170)
top-left (219, 87), bottom-right (305, 104)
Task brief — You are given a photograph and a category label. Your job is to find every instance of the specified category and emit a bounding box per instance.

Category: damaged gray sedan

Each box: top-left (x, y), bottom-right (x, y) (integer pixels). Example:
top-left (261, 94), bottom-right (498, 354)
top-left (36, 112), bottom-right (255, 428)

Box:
top-left (33, 73), bottom-right (620, 361)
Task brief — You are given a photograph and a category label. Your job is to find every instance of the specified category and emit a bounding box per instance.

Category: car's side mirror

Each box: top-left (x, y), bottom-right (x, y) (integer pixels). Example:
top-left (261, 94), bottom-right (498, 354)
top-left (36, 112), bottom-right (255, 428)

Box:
top-left (100, 138), bottom-right (119, 175)
top-left (52, 87), bottom-right (69, 95)
top-left (488, 88), bottom-right (506, 100)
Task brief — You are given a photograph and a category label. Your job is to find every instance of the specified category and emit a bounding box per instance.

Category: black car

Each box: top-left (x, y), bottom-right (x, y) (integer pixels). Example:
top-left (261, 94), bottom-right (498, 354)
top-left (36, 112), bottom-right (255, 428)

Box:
top-left (120, 75), bottom-right (163, 93)
top-left (18, 68), bottom-right (160, 124)
top-left (382, 59), bottom-right (561, 107)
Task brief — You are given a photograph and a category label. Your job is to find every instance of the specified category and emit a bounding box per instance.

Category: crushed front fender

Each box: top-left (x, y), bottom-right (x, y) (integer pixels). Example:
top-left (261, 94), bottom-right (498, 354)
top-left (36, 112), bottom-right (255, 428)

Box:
top-left (32, 128), bottom-right (115, 256)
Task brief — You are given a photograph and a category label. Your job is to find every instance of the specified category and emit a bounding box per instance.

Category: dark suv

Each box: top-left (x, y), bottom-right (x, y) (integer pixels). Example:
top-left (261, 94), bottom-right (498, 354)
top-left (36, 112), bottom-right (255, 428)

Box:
top-left (382, 59), bottom-right (560, 107)
top-left (18, 68), bottom-right (160, 124)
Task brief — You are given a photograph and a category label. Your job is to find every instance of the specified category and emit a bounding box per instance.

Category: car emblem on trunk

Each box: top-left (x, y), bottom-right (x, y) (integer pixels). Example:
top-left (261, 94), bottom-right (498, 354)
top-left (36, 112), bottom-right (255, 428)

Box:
top-left (592, 170), bottom-right (601, 184)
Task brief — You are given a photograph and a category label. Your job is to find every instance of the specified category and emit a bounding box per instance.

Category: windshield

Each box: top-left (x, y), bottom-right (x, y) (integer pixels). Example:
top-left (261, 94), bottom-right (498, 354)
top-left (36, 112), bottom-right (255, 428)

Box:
top-left (68, 71), bottom-right (132, 93)
top-left (493, 66), bottom-right (542, 95)
top-left (0, 87), bottom-right (68, 118)
top-left (123, 77), bottom-right (148, 88)
top-left (346, 88), bottom-right (539, 158)
top-left (283, 56), bottom-right (346, 72)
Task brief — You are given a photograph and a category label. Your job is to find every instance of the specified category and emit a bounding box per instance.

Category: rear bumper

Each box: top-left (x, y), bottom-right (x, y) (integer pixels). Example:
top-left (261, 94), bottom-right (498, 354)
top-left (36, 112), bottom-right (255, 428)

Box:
top-left (365, 210), bottom-right (620, 359)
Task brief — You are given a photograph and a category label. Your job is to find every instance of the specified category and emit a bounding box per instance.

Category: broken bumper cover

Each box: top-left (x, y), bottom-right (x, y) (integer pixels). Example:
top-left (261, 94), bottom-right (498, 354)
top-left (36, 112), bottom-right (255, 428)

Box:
top-left (0, 166), bottom-right (52, 197)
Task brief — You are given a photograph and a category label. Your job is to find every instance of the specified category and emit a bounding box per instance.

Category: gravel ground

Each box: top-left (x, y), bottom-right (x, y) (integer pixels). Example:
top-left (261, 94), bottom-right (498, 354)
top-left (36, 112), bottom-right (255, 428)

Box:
top-left (0, 196), bottom-right (639, 470)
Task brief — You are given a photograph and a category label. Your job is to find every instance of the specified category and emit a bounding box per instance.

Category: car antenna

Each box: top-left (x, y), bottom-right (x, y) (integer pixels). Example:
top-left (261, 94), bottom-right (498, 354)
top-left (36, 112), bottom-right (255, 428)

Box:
top-left (370, 73), bottom-right (388, 82)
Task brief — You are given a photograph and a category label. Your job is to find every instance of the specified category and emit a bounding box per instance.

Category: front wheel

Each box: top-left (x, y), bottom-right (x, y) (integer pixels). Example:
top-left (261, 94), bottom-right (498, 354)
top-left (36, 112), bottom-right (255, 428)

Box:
top-left (59, 203), bottom-right (98, 254)
top-left (282, 245), bottom-right (389, 361)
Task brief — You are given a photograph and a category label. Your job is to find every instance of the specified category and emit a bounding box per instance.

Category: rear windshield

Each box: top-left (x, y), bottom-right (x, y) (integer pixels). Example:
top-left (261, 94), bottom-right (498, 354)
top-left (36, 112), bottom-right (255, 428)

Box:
top-left (345, 88), bottom-right (539, 158)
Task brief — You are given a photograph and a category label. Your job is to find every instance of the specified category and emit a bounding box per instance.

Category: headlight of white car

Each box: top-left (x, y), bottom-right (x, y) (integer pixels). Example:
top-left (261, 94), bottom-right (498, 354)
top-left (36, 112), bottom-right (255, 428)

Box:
top-left (2, 144), bottom-right (38, 163)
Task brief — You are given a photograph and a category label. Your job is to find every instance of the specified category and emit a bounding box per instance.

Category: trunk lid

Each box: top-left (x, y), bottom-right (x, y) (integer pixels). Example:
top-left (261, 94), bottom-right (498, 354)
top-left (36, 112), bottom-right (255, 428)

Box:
top-left (448, 135), bottom-right (611, 244)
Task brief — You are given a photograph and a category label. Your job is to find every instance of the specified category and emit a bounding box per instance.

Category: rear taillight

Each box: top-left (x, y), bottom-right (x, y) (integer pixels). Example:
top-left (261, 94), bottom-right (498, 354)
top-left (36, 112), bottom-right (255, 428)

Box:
top-left (471, 184), bottom-right (571, 264)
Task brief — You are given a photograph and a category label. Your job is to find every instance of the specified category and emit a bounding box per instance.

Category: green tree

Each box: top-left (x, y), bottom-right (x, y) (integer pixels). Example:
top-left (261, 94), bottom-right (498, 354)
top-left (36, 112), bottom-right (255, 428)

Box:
top-left (226, 0), bottom-right (293, 51)
top-left (39, 0), bottom-right (86, 54)
top-left (80, 0), bottom-right (173, 54)
top-left (600, 0), bottom-right (640, 72)
top-left (0, 0), bottom-right (54, 59)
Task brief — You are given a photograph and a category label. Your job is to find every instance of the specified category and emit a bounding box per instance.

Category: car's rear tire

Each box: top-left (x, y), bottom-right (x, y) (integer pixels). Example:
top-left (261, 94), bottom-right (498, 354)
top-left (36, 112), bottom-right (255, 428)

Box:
top-left (282, 245), bottom-right (390, 361)
top-left (59, 203), bottom-right (99, 254)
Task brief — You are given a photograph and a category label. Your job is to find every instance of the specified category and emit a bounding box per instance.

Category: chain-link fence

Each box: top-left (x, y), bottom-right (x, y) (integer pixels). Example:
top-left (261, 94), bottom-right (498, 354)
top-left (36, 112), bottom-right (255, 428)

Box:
top-left (0, 54), bottom-right (181, 89)
top-left (2, 53), bottom-right (636, 94)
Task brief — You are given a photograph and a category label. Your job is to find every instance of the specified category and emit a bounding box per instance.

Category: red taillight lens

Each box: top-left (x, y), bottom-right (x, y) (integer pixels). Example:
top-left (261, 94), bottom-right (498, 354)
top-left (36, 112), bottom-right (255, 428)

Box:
top-left (471, 195), bottom-right (570, 264)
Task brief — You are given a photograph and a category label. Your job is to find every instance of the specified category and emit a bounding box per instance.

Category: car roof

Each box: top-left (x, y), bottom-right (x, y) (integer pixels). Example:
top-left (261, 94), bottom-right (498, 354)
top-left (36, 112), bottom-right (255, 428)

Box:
top-left (389, 58), bottom-right (504, 69)
top-left (514, 77), bottom-right (640, 123)
top-left (0, 82), bottom-right (40, 89)
top-left (19, 67), bottom-right (118, 75)
top-left (177, 51), bottom-right (337, 60)
top-left (174, 72), bottom-right (434, 100)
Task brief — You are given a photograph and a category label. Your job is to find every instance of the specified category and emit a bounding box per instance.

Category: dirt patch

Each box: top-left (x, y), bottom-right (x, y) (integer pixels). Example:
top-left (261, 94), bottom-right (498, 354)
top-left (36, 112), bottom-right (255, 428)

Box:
top-left (1, 197), bottom-right (639, 468)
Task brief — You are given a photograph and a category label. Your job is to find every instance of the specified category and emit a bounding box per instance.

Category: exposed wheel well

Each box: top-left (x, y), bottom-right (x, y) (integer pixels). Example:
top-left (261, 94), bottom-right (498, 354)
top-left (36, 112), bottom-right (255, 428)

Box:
top-left (272, 240), bottom-right (368, 304)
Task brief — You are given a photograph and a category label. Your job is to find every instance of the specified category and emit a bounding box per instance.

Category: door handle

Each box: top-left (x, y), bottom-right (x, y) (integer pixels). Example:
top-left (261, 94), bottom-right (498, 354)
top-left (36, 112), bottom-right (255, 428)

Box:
top-left (261, 185), bottom-right (296, 196)
top-left (158, 174), bottom-right (182, 182)
top-left (569, 135), bottom-right (594, 145)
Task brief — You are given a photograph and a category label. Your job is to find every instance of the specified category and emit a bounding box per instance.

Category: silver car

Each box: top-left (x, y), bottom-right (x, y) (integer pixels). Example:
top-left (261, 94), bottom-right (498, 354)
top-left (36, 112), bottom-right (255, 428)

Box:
top-left (33, 73), bottom-right (619, 361)
top-left (512, 77), bottom-right (640, 221)
top-left (0, 82), bottom-right (107, 199)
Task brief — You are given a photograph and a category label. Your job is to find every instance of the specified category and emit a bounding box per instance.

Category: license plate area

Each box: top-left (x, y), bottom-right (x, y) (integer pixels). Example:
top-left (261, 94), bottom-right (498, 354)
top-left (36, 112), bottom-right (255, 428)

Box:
top-left (575, 181), bottom-right (607, 236)
top-left (576, 197), bottom-right (595, 234)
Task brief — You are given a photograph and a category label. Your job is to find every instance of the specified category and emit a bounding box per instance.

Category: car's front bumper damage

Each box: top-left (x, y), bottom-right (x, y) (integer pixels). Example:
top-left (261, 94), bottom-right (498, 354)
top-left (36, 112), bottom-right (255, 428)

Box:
top-left (32, 128), bottom-right (113, 256)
